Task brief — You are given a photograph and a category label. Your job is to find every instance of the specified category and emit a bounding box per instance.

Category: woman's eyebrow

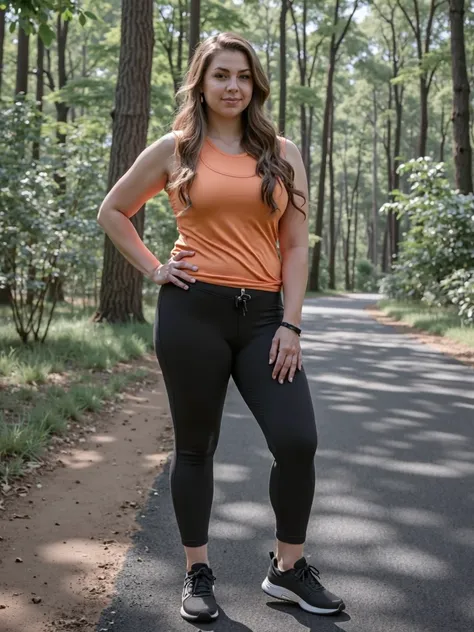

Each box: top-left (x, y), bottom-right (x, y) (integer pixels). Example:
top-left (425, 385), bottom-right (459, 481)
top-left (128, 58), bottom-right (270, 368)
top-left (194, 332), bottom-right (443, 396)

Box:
top-left (213, 66), bottom-right (251, 72)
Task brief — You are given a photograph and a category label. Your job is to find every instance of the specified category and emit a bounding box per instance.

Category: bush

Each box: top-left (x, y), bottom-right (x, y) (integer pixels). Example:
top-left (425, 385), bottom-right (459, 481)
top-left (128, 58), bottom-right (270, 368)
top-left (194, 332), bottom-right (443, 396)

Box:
top-left (380, 158), bottom-right (474, 308)
top-left (356, 259), bottom-right (379, 292)
top-left (441, 269), bottom-right (474, 325)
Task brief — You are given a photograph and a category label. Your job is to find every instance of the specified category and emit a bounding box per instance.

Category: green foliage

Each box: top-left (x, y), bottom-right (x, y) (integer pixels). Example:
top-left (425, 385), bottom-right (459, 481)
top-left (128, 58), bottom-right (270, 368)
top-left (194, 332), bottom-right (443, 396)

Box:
top-left (380, 158), bottom-right (474, 321)
top-left (355, 259), bottom-right (379, 292)
top-left (440, 269), bottom-right (474, 325)
top-left (2, 1), bottom-right (98, 45)
top-left (0, 99), bottom-right (108, 344)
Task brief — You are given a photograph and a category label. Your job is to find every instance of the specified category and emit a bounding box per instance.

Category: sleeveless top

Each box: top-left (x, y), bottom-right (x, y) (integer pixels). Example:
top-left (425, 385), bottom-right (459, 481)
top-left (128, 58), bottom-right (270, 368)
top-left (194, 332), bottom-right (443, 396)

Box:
top-left (167, 136), bottom-right (289, 291)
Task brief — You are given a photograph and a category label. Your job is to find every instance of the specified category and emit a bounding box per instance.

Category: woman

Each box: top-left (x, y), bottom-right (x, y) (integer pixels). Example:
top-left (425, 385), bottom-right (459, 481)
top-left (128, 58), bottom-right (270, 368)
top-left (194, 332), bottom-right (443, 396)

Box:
top-left (98, 32), bottom-right (344, 623)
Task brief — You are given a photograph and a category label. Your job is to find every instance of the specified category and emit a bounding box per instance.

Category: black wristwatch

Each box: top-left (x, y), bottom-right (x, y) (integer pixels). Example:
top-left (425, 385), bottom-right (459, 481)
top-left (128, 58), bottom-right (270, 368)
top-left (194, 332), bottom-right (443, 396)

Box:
top-left (280, 321), bottom-right (302, 336)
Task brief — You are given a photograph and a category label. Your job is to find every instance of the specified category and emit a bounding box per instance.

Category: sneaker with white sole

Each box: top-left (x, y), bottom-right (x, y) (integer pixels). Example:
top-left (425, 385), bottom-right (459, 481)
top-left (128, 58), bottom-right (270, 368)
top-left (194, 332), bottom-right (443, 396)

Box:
top-left (180, 562), bottom-right (219, 622)
top-left (261, 551), bottom-right (345, 615)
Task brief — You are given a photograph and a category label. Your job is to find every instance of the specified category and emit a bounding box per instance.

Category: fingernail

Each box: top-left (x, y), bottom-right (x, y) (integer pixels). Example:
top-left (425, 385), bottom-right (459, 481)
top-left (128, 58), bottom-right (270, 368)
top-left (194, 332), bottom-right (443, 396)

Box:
top-left (289, 378), bottom-right (293, 383)
top-left (191, 278), bottom-right (196, 282)
top-left (193, 266), bottom-right (198, 271)
top-left (279, 379), bottom-right (283, 384)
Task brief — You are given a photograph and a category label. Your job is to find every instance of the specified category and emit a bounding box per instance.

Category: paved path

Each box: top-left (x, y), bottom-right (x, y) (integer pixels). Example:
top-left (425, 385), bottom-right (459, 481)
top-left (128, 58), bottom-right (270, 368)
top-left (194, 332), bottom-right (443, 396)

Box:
top-left (97, 294), bottom-right (474, 632)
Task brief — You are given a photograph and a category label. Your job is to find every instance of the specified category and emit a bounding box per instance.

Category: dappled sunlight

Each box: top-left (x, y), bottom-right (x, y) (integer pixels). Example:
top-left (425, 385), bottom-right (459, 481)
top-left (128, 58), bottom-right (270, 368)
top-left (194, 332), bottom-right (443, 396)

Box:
top-left (208, 520), bottom-right (256, 540)
top-left (214, 462), bottom-right (251, 483)
top-left (391, 507), bottom-right (446, 528)
top-left (317, 495), bottom-right (387, 519)
top-left (312, 515), bottom-right (396, 545)
top-left (143, 452), bottom-right (171, 468)
top-left (217, 501), bottom-right (274, 527)
top-left (39, 538), bottom-right (107, 568)
top-left (60, 449), bottom-right (103, 469)
top-left (332, 575), bottom-right (406, 609)
top-left (371, 544), bottom-right (450, 578)
top-left (92, 434), bottom-right (117, 443)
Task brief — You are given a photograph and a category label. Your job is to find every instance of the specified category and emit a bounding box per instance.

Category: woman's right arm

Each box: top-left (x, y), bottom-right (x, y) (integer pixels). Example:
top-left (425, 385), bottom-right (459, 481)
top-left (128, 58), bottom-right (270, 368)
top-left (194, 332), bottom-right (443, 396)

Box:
top-left (97, 133), bottom-right (197, 288)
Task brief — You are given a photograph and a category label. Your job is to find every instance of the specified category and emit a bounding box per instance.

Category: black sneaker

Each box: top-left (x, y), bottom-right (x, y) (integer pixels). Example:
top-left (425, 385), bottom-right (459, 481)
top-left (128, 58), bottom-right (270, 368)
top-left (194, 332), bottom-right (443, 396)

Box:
top-left (180, 562), bottom-right (219, 622)
top-left (261, 551), bottom-right (345, 615)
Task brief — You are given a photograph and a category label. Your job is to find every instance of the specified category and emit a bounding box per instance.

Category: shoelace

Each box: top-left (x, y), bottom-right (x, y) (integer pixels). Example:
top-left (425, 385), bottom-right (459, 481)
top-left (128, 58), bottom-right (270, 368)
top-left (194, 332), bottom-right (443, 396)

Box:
top-left (294, 563), bottom-right (323, 590)
top-left (184, 567), bottom-right (216, 597)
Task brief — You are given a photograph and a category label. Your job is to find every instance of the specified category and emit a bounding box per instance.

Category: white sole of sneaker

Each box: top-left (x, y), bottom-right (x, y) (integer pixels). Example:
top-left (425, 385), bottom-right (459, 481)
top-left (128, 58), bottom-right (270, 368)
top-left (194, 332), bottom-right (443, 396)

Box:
top-left (261, 578), bottom-right (344, 615)
top-left (180, 606), bottom-right (219, 621)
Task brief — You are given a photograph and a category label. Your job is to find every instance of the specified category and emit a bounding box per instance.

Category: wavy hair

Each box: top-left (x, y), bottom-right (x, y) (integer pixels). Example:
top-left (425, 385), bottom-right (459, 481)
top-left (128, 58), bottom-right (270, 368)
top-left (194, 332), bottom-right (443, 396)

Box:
top-left (167, 32), bottom-right (305, 216)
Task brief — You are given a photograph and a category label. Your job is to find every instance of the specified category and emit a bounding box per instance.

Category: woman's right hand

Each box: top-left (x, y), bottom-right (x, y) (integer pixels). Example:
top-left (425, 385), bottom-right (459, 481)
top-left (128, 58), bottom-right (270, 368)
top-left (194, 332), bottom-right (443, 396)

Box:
top-left (149, 250), bottom-right (198, 290)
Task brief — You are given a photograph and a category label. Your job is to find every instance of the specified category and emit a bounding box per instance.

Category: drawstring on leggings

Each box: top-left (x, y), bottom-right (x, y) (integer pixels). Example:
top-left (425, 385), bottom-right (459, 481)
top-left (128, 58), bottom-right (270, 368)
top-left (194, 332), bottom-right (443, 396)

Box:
top-left (234, 288), bottom-right (251, 316)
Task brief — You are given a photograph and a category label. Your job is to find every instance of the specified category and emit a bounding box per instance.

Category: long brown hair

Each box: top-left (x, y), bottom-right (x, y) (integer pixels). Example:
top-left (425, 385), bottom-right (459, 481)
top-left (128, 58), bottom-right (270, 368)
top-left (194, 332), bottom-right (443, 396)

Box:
top-left (167, 32), bottom-right (305, 215)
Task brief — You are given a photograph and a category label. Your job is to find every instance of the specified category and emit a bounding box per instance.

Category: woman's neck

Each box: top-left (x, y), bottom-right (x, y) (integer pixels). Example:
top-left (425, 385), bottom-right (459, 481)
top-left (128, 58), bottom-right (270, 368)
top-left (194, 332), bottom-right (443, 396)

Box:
top-left (206, 117), bottom-right (243, 143)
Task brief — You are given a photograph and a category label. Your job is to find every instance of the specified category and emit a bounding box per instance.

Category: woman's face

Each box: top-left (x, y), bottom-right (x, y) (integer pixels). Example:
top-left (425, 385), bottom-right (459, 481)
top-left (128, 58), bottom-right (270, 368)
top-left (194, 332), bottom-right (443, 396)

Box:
top-left (201, 50), bottom-right (254, 119)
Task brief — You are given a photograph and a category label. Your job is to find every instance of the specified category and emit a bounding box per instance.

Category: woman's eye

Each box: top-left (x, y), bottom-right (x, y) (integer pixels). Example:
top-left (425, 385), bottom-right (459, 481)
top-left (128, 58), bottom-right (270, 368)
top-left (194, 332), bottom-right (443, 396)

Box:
top-left (240, 75), bottom-right (251, 80)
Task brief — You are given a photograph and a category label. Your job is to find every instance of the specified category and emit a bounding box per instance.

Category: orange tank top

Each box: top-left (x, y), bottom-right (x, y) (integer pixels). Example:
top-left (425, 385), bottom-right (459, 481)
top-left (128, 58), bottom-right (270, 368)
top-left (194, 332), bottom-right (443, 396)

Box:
top-left (167, 136), bottom-right (289, 291)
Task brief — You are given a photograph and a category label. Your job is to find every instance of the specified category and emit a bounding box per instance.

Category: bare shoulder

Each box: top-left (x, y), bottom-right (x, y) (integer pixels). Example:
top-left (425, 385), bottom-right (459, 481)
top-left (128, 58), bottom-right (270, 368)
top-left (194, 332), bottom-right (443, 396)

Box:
top-left (283, 138), bottom-right (302, 164)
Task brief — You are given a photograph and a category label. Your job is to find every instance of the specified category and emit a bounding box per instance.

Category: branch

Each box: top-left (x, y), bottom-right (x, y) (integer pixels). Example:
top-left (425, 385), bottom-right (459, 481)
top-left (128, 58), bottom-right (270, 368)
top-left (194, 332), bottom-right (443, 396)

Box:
top-left (308, 37), bottom-right (325, 86)
top-left (395, 0), bottom-right (418, 41)
top-left (289, 1), bottom-right (304, 78)
top-left (335, 0), bottom-right (360, 53)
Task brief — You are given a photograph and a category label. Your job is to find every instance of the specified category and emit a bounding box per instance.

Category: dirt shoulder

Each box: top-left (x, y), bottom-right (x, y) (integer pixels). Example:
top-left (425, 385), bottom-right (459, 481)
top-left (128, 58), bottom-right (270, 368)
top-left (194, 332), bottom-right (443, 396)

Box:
top-left (0, 354), bottom-right (174, 632)
top-left (365, 304), bottom-right (474, 369)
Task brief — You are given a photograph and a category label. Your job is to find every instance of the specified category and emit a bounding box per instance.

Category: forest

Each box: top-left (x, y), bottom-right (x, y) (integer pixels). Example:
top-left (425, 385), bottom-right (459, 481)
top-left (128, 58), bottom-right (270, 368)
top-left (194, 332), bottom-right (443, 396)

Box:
top-left (0, 0), bottom-right (473, 478)
top-left (0, 0), bottom-right (473, 332)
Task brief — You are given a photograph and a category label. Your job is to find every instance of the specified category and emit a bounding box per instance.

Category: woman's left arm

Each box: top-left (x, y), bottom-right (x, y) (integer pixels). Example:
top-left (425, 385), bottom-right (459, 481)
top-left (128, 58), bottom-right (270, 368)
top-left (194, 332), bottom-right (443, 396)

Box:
top-left (269, 139), bottom-right (309, 384)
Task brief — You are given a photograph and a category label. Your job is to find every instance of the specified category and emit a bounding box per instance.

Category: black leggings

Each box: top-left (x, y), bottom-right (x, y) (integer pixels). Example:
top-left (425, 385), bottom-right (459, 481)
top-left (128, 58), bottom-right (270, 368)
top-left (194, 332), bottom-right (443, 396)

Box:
top-left (154, 281), bottom-right (317, 547)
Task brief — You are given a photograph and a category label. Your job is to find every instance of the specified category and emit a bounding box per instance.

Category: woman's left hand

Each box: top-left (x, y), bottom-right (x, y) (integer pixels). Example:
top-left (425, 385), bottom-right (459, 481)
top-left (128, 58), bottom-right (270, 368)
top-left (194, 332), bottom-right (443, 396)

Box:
top-left (269, 326), bottom-right (302, 384)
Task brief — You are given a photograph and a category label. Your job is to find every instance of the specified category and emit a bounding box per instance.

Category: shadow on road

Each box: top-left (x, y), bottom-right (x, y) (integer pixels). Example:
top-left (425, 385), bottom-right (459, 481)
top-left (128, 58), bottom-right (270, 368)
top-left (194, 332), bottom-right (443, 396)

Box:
top-left (97, 294), bottom-right (474, 632)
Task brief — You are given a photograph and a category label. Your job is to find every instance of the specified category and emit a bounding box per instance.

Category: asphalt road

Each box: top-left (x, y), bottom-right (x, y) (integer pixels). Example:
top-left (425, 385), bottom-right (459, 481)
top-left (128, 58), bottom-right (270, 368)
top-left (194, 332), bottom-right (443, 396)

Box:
top-left (97, 294), bottom-right (474, 632)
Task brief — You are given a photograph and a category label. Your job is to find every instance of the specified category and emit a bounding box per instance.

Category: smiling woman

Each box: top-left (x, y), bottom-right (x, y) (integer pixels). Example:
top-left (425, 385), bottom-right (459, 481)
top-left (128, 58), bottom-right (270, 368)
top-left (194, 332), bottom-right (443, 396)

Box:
top-left (97, 30), bottom-right (344, 624)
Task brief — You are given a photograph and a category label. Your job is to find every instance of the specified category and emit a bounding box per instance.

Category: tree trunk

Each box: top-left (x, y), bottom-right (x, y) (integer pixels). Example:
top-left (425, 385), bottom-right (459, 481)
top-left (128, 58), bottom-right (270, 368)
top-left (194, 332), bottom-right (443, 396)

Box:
top-left (278, 0), bottom-right (288, 135)
top-left (0, 9), bottom-right (5, 96)
top-left (371, 88), bottom-right (378, 267)
top-left (328, 96), bottom-right (336, 289)
top-left (94, 0), bottom-right (154, 324)
top-left (309, 0), bottom-right (359, 290)
top-left (15, 26), bottom-right (29, 96)
top-left (418, 77), bottom-right (428, 157)
top-left (188, 0), bottom-right (200, 63)
top-left (309, 51), bottom-right (335, 291)
top-left (32, 36), bottom-right (44, 161)
top-left (28, 36), bottom-right (45, 307)
top-left (449, 0), bottom-right (473, 193)
top-left (47, 15), bottom-right (70, 303)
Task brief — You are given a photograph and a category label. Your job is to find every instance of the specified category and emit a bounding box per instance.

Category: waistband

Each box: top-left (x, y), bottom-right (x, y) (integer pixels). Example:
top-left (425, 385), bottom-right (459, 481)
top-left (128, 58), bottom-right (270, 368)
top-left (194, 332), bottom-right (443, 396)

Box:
top-left (190, 280), bottom-right (281, 300)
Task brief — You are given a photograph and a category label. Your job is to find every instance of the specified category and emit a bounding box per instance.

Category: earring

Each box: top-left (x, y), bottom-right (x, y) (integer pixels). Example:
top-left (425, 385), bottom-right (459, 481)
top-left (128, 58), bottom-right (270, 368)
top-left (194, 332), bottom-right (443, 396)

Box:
top-left (200, 93), bottom-right (204, 103)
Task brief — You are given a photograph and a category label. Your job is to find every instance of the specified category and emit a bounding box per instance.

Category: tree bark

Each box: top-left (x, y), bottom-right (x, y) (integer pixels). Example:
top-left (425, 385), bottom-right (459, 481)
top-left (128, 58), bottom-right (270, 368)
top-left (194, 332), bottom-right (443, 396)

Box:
top-left (278, 0), bottom-right (288, 135)
top-left (371, 88), bottom-right (378, 266)
top-left (328, 96), bottom-right (336, 289)
top-left (94, 0), bottom-right (154, 323)
top-left (15, 25), bottom-right (29, 95)
top-left (189, 0), bottom-right (200, 63)
top-left (449, 0), bottom-right (473, 193)
top-left (309, 0), bottom-right (359, 291)
top-left (0, 9), bottom-right (5, 96)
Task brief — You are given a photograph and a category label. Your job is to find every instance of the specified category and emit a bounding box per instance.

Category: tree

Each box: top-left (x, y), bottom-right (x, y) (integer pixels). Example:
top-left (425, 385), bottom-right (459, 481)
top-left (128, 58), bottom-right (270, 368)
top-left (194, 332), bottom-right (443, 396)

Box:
top-left (94, 0), bottom-right (154, 323)
top-left (0, 8), bottom-right (5, 94)
top-left (449, 0), bottom-right (473, 193)
top-left (189, 0), bottom-right (200, 63)
top-left (2, 1), bottom-right (96, 46)
top-left (396, 0), bottom-right (446, 157)
top-left (309, 0), bottom-right (360, 291)
top-left (278, 0), bottom-right (289, 134)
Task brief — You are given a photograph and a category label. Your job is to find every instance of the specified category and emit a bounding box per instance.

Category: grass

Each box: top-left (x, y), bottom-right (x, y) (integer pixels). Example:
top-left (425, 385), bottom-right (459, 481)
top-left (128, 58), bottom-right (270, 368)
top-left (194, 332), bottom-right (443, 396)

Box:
top-left (377, 299), bottom-right (474, 349)
top-left (0, 300), bottom-right (157, 483)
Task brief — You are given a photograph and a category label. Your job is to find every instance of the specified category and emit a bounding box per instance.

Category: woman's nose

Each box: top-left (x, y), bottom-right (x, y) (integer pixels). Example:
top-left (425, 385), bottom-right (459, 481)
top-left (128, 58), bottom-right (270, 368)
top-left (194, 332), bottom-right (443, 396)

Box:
top-left (227, 76), bottom-right (238, 90)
